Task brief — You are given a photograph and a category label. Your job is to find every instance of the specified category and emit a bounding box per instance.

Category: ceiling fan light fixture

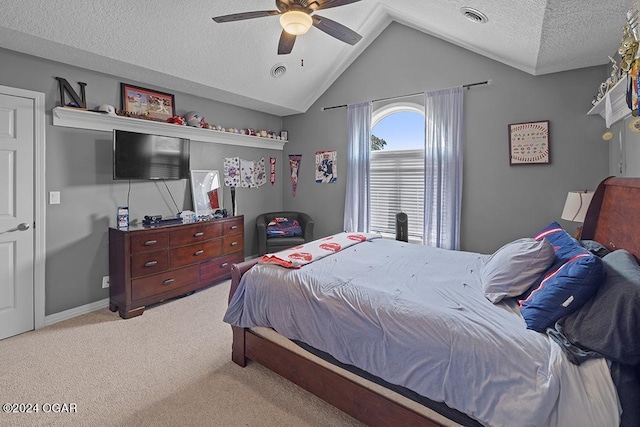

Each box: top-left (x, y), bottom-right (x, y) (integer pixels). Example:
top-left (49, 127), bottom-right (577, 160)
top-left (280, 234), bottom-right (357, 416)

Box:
top-left (280, 11), bottom-right (312, 35)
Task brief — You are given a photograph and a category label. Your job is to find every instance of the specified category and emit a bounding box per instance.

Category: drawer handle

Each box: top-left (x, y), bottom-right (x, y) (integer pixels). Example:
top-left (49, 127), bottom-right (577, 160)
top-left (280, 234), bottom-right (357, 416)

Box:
top-left (194, 250), bottom-right (205, 256)
top-left (220, 262), bottom-right (229, 268)
top-left (194, 232), bottom-right (204, 237)
top-left (144, 240), bottom-right (157, 246)
top-left (162, 278), bottom-right (175, 286)
top-left (230, 241), bottom-right (238, 246)
top-left (144, 260), bottom-right (158, 267)
top-left (230, 225), bottom-right (238, 230)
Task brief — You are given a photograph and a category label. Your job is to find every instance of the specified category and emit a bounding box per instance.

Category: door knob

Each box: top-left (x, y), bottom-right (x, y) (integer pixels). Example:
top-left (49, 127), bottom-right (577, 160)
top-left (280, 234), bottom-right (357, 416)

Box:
top-left (17, 223), bottom-right (30, 231)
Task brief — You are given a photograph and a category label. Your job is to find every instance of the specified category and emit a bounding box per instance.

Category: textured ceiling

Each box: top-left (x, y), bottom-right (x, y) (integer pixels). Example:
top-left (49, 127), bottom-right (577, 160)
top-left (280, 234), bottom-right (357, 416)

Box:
top-left (0, 0), bottom-right (632, 116)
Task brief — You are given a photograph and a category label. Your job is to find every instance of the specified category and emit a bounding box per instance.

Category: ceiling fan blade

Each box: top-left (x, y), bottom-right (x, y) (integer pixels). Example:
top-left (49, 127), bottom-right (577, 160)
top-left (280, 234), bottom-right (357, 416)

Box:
top-left (212, 10), bottom-right (280, 23)
top-left (278, 30), bottom-right (297, 55)
top-left (314, 0), bottom-right (361, 11)
top-left (312, 15), bottom-right (362, 45)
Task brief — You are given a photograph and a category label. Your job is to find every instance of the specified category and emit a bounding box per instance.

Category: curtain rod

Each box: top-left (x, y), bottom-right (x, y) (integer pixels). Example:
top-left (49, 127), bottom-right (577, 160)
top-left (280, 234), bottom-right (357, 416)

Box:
top-left (321, 79), bottom-right (492, 111)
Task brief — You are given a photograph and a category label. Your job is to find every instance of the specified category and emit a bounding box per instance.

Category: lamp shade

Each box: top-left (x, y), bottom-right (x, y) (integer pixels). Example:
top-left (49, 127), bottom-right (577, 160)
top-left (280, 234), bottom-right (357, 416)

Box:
top-left (561, 191), bottom-right (594, 223)
top-left (280, 11), bottom-right (312, 35)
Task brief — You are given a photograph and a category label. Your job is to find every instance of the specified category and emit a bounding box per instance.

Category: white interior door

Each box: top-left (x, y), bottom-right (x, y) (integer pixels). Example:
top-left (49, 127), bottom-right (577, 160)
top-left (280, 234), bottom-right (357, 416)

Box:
top-left (0, 93), bottom-right (35, 339)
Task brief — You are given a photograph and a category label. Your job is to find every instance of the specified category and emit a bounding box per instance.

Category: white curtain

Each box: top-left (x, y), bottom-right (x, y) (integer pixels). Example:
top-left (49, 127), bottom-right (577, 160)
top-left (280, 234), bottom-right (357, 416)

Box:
top-left (423, 87), bottom-right (464, 250)
top-left (344, 101), bottom-right (372, 232)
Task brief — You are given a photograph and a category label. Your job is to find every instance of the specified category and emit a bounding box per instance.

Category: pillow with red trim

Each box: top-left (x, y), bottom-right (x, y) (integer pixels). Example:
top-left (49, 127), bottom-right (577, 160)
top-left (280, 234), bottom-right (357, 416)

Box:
top-left (519, 222), bottom-right (605, 332)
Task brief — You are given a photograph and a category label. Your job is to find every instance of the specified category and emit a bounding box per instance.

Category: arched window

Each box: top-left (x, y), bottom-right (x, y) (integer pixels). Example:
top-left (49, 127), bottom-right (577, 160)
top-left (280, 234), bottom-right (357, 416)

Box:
top-left (370, 102), bottom-right (425, 242)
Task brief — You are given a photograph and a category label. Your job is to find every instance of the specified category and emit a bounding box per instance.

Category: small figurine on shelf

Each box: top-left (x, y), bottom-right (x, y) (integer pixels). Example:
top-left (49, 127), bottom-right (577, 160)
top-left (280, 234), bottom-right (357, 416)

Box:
top-left (167, 116), bottom-right (185, 125)
top-left (619, 24), bottom-right (639, 73)
top-left (605, 56), bottom-right (619, 91)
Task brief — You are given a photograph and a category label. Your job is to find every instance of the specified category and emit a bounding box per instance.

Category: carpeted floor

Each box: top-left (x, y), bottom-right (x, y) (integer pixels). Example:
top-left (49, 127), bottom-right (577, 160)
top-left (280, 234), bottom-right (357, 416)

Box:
top-left (0, 281), bottom-right (362, 427)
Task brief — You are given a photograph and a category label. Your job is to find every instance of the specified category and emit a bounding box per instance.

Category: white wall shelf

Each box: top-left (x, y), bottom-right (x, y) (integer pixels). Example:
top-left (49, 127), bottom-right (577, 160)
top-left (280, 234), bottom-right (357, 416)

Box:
top-left (52, 107), bottom-right (287, 150)
top-left (587, 77), bottom-right (632, 127)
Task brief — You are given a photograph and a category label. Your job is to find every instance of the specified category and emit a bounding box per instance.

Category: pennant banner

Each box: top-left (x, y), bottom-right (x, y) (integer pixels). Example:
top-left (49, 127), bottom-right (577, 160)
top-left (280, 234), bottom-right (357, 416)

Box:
top-left (289, 154), bottom-right (301, 196)
top-left (270, 157), bottom-right (276, 185)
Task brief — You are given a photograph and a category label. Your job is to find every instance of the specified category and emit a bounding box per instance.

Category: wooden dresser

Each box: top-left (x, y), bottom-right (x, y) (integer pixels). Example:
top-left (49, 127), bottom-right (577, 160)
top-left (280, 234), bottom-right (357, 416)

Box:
top-left (108, 215), bottom-right (244, 319)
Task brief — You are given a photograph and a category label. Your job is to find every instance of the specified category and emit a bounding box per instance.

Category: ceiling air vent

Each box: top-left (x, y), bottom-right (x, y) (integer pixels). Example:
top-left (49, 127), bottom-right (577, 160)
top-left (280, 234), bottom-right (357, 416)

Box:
top-left (270, 63), bottom-right (287, 78)
top-left (460, 7), bottom-right (488, 24)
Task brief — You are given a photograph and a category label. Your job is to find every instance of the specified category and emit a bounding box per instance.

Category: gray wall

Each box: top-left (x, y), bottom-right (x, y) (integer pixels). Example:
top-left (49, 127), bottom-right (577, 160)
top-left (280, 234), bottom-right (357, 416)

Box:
top-left (0, 48), bottom-right (284, 316)
top-left (282, 22), bottom-right (609, 254)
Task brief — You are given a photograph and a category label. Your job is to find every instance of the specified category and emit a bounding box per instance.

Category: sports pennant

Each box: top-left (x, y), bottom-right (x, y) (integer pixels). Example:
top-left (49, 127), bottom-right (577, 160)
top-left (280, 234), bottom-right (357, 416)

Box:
top-left (270, 157), bottom-right (276, 185)
top-left (289, 154), bottom-right (301, 196)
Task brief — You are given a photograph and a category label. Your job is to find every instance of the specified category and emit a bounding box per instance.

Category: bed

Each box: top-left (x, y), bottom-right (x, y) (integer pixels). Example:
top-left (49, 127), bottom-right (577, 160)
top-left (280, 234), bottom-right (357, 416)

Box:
top-left (224, 176), bottom-right (640, 427)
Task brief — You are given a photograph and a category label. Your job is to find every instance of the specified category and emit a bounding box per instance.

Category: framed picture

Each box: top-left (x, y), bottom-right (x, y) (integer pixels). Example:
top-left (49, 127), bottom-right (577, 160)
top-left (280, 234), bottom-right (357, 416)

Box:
top-left (190, 170), bottom-right (222, 219)
top-left (508, 120), bottom-right (550, 165)
top-left (120, 83), bottom-right (175, 121)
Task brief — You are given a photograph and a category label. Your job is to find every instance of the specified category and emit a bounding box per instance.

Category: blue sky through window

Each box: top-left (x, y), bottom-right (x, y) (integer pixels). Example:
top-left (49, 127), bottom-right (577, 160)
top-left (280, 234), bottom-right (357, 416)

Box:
top-left (372, 111), bottom-right (424, 150)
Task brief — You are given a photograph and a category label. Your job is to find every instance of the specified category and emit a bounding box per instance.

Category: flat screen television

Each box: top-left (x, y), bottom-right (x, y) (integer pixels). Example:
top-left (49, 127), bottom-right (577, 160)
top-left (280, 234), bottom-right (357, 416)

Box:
top-left (113, 129), bottom-right (190, 180)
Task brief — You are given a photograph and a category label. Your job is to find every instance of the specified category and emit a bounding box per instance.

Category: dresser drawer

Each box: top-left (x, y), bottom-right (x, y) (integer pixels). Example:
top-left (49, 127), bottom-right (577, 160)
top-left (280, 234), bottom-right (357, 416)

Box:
top-left (170, 239), bottom-right (222, 268)
top-left (131, 265), bottom-right (199, 300)
top-left (169, 222), bottom-right (223, 247)
top-left (130, 231), bottom-right (169, 253)
top-left (223, 218), bottom-right (243, 236)
top-left (131, 250), bottom-right (169, 278)
top-left (200, 252), bottom-right (244, 283)
top-left (223, 235), bottom-right (243, 254)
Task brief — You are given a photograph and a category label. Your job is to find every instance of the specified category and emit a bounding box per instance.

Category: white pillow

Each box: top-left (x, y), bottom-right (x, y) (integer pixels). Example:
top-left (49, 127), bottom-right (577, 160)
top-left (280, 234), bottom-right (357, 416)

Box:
top-left (482, 238), bottom-right (555, 303)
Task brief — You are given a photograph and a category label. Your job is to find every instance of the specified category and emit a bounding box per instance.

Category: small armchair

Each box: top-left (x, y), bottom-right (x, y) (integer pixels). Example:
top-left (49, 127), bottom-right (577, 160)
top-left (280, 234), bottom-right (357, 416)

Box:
top-left (256, 211), bottom-right (315, 256)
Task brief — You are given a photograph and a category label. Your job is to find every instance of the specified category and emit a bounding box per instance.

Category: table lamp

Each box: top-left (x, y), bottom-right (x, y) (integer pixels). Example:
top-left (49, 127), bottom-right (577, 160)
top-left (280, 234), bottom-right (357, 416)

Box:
top-left (561, 190), bottom-right (594, 238)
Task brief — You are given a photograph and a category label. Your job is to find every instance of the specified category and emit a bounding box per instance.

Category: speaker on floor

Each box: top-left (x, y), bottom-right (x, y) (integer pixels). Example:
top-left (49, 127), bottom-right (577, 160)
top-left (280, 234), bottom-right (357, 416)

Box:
top-left (396, 212), bottom-right (408, 242)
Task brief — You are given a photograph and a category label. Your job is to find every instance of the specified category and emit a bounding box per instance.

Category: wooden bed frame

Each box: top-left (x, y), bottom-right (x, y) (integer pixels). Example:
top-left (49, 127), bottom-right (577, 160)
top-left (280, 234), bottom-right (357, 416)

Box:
top-left (228, 176), bottom-right (640, 427)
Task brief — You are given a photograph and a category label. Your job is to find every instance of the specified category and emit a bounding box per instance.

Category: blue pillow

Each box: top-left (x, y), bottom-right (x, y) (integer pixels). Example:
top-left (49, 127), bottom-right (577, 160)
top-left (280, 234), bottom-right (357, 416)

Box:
top-left (519, 222), bottom-right (605, 332)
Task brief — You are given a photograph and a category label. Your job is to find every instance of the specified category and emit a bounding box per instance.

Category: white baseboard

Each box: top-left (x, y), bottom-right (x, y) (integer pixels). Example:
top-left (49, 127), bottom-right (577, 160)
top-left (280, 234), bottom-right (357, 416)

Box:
top-left (43, 298), bottom-right (110, 327)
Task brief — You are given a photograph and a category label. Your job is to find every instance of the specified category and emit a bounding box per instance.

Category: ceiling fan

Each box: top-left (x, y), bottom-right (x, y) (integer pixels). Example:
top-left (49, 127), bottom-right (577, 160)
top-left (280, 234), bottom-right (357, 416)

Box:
top-left (212, 0), bottom-right (363, 55)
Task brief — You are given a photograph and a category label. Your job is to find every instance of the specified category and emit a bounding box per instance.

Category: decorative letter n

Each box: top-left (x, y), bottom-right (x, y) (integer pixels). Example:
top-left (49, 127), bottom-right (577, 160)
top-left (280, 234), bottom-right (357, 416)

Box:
top-left (55, 77), bottom-right (87, 108)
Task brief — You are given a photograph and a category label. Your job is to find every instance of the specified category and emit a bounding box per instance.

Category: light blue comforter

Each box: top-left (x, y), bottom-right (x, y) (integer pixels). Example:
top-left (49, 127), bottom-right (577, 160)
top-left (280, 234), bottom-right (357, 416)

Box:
top-left (224, 238), bottom-right (618, 427)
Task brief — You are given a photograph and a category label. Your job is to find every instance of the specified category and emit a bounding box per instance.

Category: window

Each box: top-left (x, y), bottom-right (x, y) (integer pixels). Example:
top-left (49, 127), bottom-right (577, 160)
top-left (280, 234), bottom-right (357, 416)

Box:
top-left (370, 103), bottom-right (425, 242)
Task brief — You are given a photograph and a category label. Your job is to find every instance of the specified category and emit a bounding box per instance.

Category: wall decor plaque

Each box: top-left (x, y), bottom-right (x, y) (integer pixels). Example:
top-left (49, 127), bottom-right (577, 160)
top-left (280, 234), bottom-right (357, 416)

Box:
top-left (508, 120), bottom-right (550, 165)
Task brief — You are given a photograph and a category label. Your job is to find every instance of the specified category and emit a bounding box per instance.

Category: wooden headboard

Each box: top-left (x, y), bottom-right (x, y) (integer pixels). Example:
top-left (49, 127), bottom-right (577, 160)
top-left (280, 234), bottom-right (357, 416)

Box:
top-left (581, 176), bottom-right (640, 260)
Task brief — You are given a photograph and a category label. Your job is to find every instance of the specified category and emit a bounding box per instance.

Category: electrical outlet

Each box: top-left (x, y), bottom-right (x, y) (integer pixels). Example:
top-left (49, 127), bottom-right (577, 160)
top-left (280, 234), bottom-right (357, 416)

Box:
top-left (102, 275), bottom-right (110, 288)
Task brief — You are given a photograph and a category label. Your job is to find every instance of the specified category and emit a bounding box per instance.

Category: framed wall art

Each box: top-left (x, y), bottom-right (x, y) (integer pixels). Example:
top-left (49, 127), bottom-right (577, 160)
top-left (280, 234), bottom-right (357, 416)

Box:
top-left (120, 83), bottom-right (175, 121)
top-left (508, 120), bottom-right (550, 165)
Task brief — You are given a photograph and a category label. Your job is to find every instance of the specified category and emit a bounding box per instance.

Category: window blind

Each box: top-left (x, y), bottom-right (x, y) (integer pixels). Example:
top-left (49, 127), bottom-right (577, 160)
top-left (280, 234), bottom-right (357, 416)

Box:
top-left (370, 149), bottom-right (424, 241)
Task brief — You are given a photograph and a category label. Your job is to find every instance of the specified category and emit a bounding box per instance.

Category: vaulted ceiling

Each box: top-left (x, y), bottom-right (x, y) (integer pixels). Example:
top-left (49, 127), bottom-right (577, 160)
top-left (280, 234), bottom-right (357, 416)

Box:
top-left (0, 0), bottom-right (632, 116)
